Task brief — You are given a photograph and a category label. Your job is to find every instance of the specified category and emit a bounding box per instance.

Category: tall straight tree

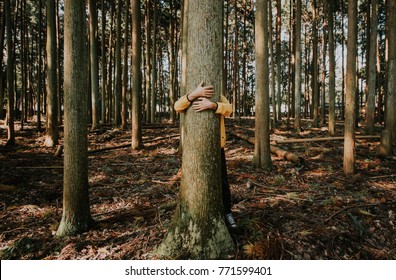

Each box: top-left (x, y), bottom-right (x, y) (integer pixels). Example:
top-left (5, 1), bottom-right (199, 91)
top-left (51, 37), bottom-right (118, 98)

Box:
top-left (327, 1), bottom-right (336, 135)
top-left (253, 0), bottom-right (272, 170)
top-left (379, 0), bottom-right (396, 155)
top-left (365, 0), bottom-right (378, 135)
top-left (122, 0), bottom-right (130, 129)
top-left (131, 0), bottom-right (143, 150)
top-left (343, 0), bottom-right (358, 175)
top-left (88, 0), bottom-right (100, 130)
top-left (114, 0), bottom-right (122, 126)
top-left (311, 0), bottom-right (319, 127)
top-left (101, 0), bottom-right (107, 123)
top-left (294, 0), bottom-right (302, 132)
top-left (276, 0), bottom-right (282, 121)
top-left (150, 0), bottom-right (157, 123)
top-left (44, 0), bottom-right (58, 147)
top-left (37, 0), bottom-right (43, 131)
top-left (158, 0), bottom-right (234, 259)
top-left (269, 0), bottom-right (277, 125)
top-left (57, 0), bottom-right (93, 237)
top-left (5, 0), bottom-right (15, 146)
top-left (0, 12), bottom-right (4, 120)
top-left (145, 0), bottom-right (152, 122)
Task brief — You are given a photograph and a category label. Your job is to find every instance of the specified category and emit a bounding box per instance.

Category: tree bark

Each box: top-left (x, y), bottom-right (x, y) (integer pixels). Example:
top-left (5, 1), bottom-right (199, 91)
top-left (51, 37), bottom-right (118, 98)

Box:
top-left (114, 0), bottom-right (122, 126)
top-left (131, 0), bottom-right (143, 150)
top-left (253, 0), bottom-right (272, 170)
top-left (276, 0), bottom-right (282, 121)
top-left (44, 0), bottom-right (58, 147)
top-left (88, 0), bottom-right (100, 130)
top-left (294, 0), bottom-right (302, 132)
top-left (379, 0), bottom-right (396, 155)
top-left (5, 0), bottom-right (15, 146)
top-left (343, 0), bottom-right (358, 175)
top-left (328, 1), bottom-right (336, 135)
top-left (122, 0), bottom-right (130, 129)
top-left (365, 0), bottom-right (378, 135)
top-left (57, 0), bottom-right (93, 237)
top-left (157, 0), bottom-right (234, 259)
top-left (269, 0), bottom-right (277, 126)
top-left (150, 0), bottom-right (157, 123)
top-left (101, 0), bottom-right (107, 123)
top-left (311, 0), bottom-right (319, 127)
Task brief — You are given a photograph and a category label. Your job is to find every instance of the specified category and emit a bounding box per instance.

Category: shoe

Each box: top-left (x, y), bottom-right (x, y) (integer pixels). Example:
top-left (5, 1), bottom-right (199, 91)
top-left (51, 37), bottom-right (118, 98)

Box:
top-left (225, 213), bottom-right (238, 229)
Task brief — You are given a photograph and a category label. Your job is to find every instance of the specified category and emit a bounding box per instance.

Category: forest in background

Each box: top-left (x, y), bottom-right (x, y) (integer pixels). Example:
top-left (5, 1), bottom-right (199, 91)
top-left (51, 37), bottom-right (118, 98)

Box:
top-left (0, 0), bottom-right (395, 259)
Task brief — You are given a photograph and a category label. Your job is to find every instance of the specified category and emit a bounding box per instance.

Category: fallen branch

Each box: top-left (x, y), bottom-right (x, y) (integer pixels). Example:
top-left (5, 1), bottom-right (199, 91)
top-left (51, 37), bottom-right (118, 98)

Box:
top-left (324, 203), bottom-right (379, 224)
top-left (88, 134), bottom-right (180, 154)
top-left (274, 135), bottom-right (381, 144)
top-left (229, 131), bottom-right (304, 165)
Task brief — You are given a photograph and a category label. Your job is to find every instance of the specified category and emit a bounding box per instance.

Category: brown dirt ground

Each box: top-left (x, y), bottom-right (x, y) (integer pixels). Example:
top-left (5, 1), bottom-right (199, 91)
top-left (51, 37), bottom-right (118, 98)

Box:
top-left (0, 118), bottom-right (395, 260)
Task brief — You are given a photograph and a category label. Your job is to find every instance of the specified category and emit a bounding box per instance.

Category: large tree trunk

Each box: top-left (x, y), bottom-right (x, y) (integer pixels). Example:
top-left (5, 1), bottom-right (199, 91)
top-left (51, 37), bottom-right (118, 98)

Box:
top-left (253, 0), bottom-right (272, 170)
top-left (294, 0), bottom-right (302, 132)
top-left (57, 0), bottom-right (93, 237)
top-left (365, 0), bottom-right (378, 135)
top-left (328, 1), bottom-right (336, 135)
top-left (44, 0), bottom-right (58, 147)
top-left (5, 0), bottom-right (15, 146)
top-left (131, 0), bottom-right (143, 150)
top-left (157, 0), bottom-right (234, 259)
top-left (343, 0), bottom-right (358, 175)
top-left (88, 0), bottom-right (100, 130)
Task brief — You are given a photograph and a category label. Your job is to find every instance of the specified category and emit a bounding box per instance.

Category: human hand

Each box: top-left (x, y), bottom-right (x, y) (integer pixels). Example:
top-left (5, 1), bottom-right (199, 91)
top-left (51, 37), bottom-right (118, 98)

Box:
top-left (188, 81), bottom-right (214, 100)
top-left (192, 98), bottom-right (217, 112)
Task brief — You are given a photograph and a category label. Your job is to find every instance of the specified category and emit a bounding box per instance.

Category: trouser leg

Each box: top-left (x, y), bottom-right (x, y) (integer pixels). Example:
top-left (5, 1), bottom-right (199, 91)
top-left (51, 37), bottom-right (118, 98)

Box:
top-left (221, 148), bottom-right (232, 213)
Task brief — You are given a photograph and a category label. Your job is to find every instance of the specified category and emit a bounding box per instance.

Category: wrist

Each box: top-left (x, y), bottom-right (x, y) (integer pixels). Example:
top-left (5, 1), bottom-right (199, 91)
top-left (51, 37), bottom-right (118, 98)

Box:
top-left (213, 102), bottom-right (218, 111)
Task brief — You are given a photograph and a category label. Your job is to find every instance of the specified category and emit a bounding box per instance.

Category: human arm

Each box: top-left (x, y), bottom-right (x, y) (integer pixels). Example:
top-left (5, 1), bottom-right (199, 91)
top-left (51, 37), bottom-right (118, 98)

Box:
top-left (174, 81), bottom-right (214, 113)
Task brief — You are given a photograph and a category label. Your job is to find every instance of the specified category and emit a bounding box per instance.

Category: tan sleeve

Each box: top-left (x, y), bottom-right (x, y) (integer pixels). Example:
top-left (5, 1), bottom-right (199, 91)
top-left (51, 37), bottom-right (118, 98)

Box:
top-left (174, 95), bottom-right (191, 113)
top-left (215, 95), bottom-right (232, 117)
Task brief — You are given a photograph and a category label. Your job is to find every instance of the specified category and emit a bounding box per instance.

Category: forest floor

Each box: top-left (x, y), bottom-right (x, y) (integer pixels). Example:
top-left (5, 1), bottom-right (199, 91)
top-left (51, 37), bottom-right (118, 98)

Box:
top-left (0, 117), bottom-right (395, 260)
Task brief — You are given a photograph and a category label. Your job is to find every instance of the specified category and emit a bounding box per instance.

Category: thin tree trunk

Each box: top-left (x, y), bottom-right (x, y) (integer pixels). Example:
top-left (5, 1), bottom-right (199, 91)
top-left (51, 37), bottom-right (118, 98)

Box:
top-left (328, 1), bottom-right (336, 135)
top-left (343, 0), bottom-right (357, 175)
top-left (5, 0), bottom-right (15, 146)
top-left (0, 11), bottom-right (5, 120)
top-left (101, 0), bottom-right (107, 123)
top-left (122, 0), bottom-right (130, 129)
top-left (294, 0), bottom-right (302, 132)
top-left (114, 0), bottom-right (122, 126)
top-left (276, 0), bottom-right (282, 121)
top-left (37, 0), bottom-right (43, 130)
top-left (269, 0), bottom-right (277, 126)
top-left (232, 0), bottom-right (239, 118)
top-left (365, 0), bottom-right (378, 134)
top-left (88, 0), bottom-right (100, 130)
top-left (145, 0), bottom-right (152, 123)
top-left (45, 0), bottom-right (58, 147)
top-left (131, 0), bottom-right (143, 150)
top-left (253, 0), bottom-right (272, 170)
top-left (150, 0), bottom-right (157, 123)
top-left (379, 0), bottom-right (395, 155)
top-left (311, 0), bottom-right (319, 127)
top-left (321, 11), bottom-right (327, 126)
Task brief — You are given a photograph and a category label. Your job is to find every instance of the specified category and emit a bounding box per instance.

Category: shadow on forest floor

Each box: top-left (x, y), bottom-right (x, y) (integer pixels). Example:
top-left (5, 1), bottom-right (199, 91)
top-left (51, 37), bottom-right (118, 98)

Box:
top-left (0, 118), bottom-right (395, 260)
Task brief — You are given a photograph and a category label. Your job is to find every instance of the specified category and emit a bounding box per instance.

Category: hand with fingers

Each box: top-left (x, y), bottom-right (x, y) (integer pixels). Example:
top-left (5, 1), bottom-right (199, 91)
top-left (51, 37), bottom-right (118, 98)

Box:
top-left (187, 81), bottom-right (215, 101)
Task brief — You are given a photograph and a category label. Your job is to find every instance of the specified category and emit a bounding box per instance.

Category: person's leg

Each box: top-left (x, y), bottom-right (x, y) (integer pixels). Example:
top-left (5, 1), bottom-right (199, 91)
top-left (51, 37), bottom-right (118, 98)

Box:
top-left (221, 148), bottom-right (232, 213)
top-left (221, 148), bottom-right (237, 229)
